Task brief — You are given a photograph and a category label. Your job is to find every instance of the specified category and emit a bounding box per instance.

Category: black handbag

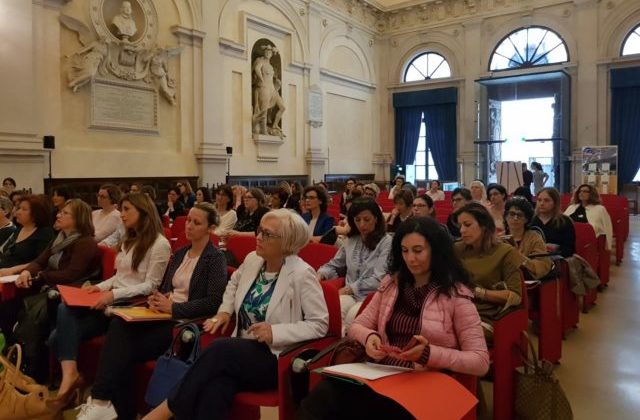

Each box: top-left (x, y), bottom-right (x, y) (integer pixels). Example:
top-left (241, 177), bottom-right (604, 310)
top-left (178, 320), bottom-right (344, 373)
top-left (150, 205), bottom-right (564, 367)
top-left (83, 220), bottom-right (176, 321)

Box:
top-left (144, 323), bottom-right (200, 408)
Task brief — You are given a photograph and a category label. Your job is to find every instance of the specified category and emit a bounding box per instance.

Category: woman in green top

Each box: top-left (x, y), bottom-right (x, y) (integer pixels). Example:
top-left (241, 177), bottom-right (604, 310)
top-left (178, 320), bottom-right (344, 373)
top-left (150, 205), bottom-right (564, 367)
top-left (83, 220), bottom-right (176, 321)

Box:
top-left (454, 202), bottom-right (522, 342)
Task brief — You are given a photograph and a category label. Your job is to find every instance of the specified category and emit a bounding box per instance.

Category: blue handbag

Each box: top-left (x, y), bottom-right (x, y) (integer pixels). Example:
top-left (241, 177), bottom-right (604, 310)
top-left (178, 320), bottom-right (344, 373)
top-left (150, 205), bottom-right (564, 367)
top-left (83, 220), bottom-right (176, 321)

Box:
top-left (144, 323), bottom-right (201, 408)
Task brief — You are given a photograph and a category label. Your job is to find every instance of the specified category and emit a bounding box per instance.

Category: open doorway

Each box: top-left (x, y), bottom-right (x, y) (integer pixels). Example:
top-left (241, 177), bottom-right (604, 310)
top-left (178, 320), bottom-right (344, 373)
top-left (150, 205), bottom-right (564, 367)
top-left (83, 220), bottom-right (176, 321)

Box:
top-left (476, 71), bottom-right (571, 192)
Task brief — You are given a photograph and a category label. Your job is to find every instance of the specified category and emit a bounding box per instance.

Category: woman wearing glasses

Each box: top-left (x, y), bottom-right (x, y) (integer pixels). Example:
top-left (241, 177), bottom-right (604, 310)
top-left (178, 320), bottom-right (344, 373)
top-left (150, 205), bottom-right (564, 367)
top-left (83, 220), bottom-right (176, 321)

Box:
top-left (412, 193), bottom-right (435, 218)
top-left (143, 209), bottom-right (328, 420)
top-left (229, 188), bottom-right (269, 237)
top-left (93, 184), bottom-right (122, 243)
top-left (503, 197), bottom-right (553, 279)
top-left (302, 185), bottom-right (335, 243)
top-left (564, 184), bottom-right (613, 250)
top-left (176, 180), bottom-right (196, 209)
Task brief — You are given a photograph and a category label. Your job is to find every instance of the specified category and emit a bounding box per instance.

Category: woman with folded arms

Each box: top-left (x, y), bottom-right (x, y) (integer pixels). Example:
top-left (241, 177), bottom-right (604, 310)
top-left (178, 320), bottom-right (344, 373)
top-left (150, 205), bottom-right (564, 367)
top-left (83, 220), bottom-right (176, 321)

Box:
top-left (0, 195), bottom-right (54, 272)
top-left (48, 193), bottom-right (171, 410)
top-left (299, 217), bottom-right (489, 419)
top-left (454, 203), bottom-right (522, 343)
top-left (302, 185), bottom-right (335, 243)
top-left (0, 199), bottom-right (98, 347)
top-left (74, 203), bottom-right (228, 420)
top-left (213, 184), bottom-right (237, 237)
top-left (93, 184), bottom-right (122, 243)
top-left (143, 209), bottom-right (329, 420)
top-left (564, 184), bottom-right (613, 250)
top-left (317, 198), bottom-right (391, 332)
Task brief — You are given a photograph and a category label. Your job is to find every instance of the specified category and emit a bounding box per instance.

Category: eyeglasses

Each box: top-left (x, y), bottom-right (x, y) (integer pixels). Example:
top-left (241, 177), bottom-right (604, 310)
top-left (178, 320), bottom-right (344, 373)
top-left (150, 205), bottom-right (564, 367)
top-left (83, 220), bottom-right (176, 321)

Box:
top-left (256, 227), bottom-right (281, 240)
top-left (304, 195), bottom-right (318, 200)
top-left (578, 189), bottom-right (590, 194)
top-left (452, 197), bottom-right (464, 203)
top-left (506, 211), bottom-right (526, 220)
top-left (412, 203), bottom-right (427, 208)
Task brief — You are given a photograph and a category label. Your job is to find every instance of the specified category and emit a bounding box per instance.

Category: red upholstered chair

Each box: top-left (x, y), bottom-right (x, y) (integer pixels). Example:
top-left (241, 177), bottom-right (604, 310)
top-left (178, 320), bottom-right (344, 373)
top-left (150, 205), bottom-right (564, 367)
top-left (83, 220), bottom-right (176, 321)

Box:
top-left (596, 234), bottom-right (610, 288)
top-left (161, 215), bottom-right (171, 229)
top-left (162, 227), bottom-right (172, 239)
top-left (298, 243), bottom-right (338, 271)
top-left (573, 222), bottom-right (599, 312)
top-left (97, 245), bottom-right (117, 280)
top-left (557, 259), bottom-right (579, 336)
top-left (489, 278), bottom-right (528, 420)
top-left (170, 216), bottom-right (187, 239)
top-left (209, 233), bottom-right (220, 247)
top-left (230, 282), bottom-right (342, 420)
top-left (226, 236), bottom-right (257, 267)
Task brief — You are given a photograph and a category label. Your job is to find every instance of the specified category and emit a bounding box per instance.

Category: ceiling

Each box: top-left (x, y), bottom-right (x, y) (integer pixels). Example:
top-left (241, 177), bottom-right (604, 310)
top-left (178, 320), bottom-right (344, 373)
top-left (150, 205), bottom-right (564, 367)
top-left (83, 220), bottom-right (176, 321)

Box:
top-left (364, 0), bottom-right (438, 12)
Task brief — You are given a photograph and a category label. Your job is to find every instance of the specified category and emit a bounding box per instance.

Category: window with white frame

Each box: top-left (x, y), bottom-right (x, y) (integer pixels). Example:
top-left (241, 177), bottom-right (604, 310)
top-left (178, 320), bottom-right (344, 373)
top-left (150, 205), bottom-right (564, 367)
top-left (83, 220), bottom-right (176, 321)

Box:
top-left (622, 24), bottom-right (640, 56)
top-left (403, 52), bottom-right (451, 82)
top-left (489, 26), bottom-right (569, 71)
top-left (408, 115), bottom-right (439, 182)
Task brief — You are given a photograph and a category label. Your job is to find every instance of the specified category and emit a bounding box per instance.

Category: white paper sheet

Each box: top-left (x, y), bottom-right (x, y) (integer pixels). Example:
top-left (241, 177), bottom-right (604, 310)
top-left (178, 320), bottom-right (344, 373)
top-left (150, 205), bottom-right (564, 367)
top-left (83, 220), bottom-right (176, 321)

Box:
top-left (0, 274), bottom-right (19, 284)
top-left (322, 362), bottom-right (413, 381)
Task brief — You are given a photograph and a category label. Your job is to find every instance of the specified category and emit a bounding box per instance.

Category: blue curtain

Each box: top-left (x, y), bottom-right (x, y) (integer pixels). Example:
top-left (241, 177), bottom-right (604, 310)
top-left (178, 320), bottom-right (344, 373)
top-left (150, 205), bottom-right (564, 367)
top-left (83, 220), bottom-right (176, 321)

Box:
top-left (394, 106), bottom-right (423, 167)
top-left (423, 103), bottom-right (457, 181)
top-left (611, 86), bottom-right (640, 185)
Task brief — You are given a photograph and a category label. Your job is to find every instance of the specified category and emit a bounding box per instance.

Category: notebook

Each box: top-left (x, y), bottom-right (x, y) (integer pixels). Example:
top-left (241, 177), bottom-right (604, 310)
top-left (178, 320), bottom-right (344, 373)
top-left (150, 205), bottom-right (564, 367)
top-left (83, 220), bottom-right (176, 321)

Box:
top-left (0, 274), bottom-right (19, 284)
top-left (58, 284), bottom-right (109, 307)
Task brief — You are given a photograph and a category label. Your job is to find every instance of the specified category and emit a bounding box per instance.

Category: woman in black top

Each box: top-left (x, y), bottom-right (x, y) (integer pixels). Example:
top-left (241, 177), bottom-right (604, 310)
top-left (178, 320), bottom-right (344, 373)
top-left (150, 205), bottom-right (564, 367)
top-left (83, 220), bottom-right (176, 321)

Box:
top-left (0, 195), bottom-right (54, 272)
top-left (229, 188), bottom-right (269, 236)
top-left (163, 187), bottom-right (186, 222)
top-left (530, 187), bottom-right (576, 257)
top-left (62, 203), bottom-right (228, 418)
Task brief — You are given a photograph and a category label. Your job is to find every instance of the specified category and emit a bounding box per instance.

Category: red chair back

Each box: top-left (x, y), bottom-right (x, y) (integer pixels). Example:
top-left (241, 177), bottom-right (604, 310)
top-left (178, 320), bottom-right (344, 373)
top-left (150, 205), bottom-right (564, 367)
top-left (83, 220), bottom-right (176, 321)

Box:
top-left (161, 215), bottom-right (170, 229)
top-left (226, 236), bottom-right (257, 266)
top-left (320, 281), bottom-right (342, 338)
top-left (298, 243), bottom-right (338, 270)
top-left (97, 245), bottom-right (117, 280)
top-left (573, 222), bottom-right (598, 271)
top-left (162, 227), bottom-right (172, 239)
top-left (171, 216), bottom-right (187, 239)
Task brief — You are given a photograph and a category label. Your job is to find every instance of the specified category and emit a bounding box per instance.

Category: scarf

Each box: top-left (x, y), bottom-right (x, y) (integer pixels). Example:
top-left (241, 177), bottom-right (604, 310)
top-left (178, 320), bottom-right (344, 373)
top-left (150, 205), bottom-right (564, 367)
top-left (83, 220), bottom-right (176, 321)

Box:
top-left (47, 231), bottom-right (81, 271)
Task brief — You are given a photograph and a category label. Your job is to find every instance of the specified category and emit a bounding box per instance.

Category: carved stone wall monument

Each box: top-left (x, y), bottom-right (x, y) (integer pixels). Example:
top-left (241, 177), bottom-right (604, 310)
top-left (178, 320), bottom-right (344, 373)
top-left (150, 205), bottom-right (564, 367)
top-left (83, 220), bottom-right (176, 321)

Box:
top-left (60, 0), bottom-right (182, 133)
top-left (251, 39), bottom-right (286, 139)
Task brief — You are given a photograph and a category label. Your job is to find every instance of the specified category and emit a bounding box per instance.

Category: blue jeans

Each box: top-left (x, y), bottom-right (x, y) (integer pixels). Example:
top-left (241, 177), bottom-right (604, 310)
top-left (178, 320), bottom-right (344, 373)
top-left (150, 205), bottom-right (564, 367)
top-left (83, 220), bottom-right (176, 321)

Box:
top-left (49, 304), bottom-right (109, 361)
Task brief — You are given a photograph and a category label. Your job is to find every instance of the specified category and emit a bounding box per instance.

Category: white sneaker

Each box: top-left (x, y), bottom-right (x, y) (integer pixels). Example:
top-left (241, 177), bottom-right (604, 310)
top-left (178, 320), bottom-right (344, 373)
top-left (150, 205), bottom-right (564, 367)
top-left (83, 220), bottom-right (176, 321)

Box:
top-left (75, 397), bottom-right (117, 420)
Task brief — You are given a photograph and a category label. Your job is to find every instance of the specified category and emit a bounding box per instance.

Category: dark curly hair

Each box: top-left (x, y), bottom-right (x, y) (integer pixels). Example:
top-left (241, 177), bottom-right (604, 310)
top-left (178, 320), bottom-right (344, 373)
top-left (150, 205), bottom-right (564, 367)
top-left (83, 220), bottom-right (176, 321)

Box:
top-left (504, 196), bottom-right (534, 232)
top-left (390, 217), bottom-right (472, 297)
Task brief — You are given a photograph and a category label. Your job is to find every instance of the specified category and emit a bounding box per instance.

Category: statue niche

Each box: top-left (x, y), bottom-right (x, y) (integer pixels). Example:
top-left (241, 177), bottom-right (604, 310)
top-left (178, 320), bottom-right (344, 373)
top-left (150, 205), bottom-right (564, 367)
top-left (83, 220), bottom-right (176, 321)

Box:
top-left (251, 39), bottom-right (286, 138)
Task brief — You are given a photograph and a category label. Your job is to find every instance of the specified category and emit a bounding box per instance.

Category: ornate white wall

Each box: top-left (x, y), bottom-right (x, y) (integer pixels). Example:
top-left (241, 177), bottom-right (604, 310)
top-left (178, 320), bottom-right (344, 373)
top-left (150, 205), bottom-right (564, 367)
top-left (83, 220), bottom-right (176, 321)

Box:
top-left (1, 0), bottom-right (640, 192)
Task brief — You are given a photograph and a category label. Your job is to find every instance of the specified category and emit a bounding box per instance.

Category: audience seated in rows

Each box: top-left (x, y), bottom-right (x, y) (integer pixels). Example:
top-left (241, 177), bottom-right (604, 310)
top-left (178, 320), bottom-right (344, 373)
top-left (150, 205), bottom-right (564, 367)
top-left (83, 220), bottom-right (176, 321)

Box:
top-left (74, 203), bottom-right (228, 419)
top-left (0, 195), bottom-right (54, 271)
top-left (531, 187), bottom-right (576, 258)
top-left (426, 179), bottom-right (445, 201)
top-left (163, 188), bottom-right (185, 222)
top-left (143, 209), bottom-right (329, 420)
top-left (386, 190), bottom-right (414, 233)
top-left (176, 180), bottom-right (196, 209)
top-left (300, 217), bottom-right (490, 419)
top-left (93, 184), bottom-right (123, 243)
top-left (302, 185), bottom-right (335, 243)
top-left (231, 188), bottom-right (269, 236)
top-left (317, 198), bottom-right (391, 332)
top-left (446, 187), bottom-right (472, 239)
top-left (212, 184), bottom-right (237, 237)
top-left (0, 199), bottom-right (99, 380)
top-left (49, 193), bottom-right (172, 409)
top-left (564, 183), bottom-right (613, 250)
top-left (504, 197), bottom-right (553, 279)
top-left (454, 203), bottom-right (522, 343)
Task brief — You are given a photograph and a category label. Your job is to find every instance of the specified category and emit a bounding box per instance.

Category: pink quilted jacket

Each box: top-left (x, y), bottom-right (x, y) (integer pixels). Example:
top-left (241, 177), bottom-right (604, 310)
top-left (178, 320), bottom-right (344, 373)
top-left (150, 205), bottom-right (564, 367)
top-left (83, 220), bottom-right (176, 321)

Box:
top-left (349, 275), bottom-right (490, 376)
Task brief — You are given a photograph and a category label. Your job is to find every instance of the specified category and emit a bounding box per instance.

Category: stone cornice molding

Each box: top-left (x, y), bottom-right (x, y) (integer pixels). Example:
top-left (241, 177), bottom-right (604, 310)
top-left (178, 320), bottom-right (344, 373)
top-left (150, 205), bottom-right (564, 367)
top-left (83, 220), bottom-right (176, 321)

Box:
top-left (171, 25), bottom-right (206, 47)
top-left (320, 67), bottom-right (377, 89)
top-left (32, 0), bottom-right (71, 11)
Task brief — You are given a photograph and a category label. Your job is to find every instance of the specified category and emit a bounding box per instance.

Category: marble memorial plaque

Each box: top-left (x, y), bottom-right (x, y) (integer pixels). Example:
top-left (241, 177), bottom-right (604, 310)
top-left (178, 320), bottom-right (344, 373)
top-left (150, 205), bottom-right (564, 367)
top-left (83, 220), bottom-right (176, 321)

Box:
top-left (90, 79), bottom-right (158, 134)
top-left (308, 86), bottom-right (323, 128)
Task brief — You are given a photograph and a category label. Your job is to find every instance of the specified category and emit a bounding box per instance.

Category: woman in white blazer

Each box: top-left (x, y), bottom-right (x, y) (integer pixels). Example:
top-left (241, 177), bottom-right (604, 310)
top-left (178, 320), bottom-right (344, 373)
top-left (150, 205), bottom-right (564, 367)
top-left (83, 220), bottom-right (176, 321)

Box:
top-left (144, 209), bottom-right (329, 420)
top-left (564, 184), bottom-right (613, 250)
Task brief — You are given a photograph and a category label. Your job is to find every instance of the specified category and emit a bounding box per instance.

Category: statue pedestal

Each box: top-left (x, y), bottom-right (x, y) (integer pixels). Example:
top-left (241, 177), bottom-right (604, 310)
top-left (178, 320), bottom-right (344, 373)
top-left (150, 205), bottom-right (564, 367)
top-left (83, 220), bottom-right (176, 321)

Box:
top-left (253, 134), bottom-right (284, 162)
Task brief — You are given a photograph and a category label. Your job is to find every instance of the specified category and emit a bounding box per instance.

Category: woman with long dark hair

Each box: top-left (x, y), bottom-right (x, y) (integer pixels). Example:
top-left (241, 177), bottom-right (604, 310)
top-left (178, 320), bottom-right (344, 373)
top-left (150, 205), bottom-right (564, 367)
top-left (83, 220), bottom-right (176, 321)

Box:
top-left (317, 198), bottom-right (391, 331)
top-left (299, 217), bottom-right (489, 418)
top-left (531, 187), bottom-right (575, 258)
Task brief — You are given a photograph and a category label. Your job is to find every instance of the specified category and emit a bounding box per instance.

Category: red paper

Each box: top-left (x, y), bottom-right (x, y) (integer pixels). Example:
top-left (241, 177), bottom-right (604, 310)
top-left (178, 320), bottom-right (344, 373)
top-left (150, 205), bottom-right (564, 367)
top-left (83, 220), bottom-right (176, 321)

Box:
top-left (58, 285), bottom-right (108, 307)
top-left (328, 370), bottom-right (477, 420)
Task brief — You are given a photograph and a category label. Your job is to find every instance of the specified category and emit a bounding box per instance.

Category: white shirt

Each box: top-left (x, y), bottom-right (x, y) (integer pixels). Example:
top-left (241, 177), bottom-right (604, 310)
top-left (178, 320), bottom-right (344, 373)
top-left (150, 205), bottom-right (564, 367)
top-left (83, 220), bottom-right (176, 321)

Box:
top-left (426, 190), bottom-right (445, 201)
top-left (170, 253), bottom-right (200, 304)
top-left (214, 209), bottom-right (238, 237)
top-left (97, 233), bottom-right (171, 300)
top-left (92, 209), bottom-right (122, 242)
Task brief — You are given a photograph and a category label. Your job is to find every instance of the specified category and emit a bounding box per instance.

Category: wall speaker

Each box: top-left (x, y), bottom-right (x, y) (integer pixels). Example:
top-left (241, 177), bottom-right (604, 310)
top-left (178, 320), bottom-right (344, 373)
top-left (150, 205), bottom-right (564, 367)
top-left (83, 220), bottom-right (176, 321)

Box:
top-left (43, 135), bottom-right (55, 150)
top-left (226, 146), bottom-right (233, 155)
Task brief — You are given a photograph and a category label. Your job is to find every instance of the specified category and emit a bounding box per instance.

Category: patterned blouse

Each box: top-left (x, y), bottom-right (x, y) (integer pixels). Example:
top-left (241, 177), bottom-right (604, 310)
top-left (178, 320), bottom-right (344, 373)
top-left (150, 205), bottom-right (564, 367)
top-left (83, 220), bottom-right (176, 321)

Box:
top-left (237, 266), bottom-right (279, 338)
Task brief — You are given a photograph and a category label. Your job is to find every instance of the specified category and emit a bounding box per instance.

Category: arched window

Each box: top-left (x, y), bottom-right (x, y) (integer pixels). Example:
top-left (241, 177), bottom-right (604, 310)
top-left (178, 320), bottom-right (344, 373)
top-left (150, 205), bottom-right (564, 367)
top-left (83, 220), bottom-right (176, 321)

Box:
top-left (489, 27), bottom-right (569, 71)
top-left (622, 25), bottom-right (640, 56)
top-left (403, 52), bottom-right (451, 82)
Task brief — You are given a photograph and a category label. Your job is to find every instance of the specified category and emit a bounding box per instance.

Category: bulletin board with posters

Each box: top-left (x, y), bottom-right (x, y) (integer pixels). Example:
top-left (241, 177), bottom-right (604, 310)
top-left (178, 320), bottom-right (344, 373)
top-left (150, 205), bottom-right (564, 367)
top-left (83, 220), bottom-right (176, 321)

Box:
top-left (581, 146), bottom-right (618, 194)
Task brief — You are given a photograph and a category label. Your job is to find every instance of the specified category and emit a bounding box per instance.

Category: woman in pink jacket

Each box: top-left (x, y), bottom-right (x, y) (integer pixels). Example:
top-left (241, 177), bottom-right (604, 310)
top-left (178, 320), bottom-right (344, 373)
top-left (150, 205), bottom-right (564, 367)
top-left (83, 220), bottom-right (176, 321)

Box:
top-left (298, 217), bottom-right (489, 419)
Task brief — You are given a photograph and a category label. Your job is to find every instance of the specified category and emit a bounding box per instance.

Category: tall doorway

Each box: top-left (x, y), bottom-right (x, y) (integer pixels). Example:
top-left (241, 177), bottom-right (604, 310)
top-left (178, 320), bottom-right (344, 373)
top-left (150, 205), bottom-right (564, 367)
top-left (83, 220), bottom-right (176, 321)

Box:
top-left (476, 71), bottom-right (571, 192)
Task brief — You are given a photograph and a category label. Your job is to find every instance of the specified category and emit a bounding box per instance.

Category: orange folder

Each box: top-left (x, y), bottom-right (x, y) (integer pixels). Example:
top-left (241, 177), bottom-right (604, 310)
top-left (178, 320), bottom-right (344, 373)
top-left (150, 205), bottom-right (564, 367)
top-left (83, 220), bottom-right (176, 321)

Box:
top-left (111, 307), bottom-right (172, 322)
top-left (58, 284), bottom-right (109, 307)
top-left (322, 369), bottom-right (478, 420)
